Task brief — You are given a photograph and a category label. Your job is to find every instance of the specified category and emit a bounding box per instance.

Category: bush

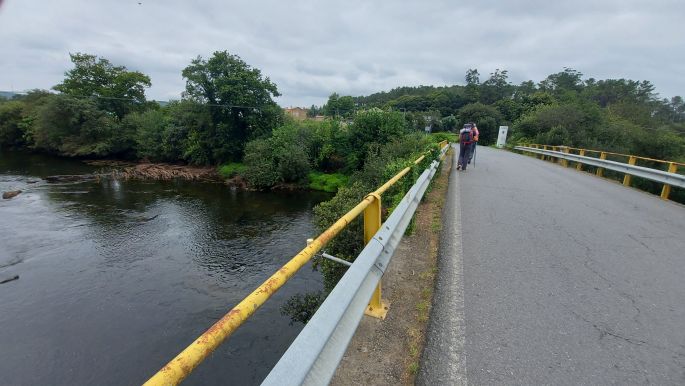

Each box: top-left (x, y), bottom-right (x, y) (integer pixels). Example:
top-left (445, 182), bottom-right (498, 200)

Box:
top-left (242, 122), bottom-right (314, 188)
top-left (123, 110), bottom-right (169, 161)
top-left (218, 162), bottom-right (246, 178)
top-left (346, 108), bottom-right (408, 170)
top-left (243, 138), bottom-right (279, 188)
top-left (30, 94), bottom-right (121, 157)
top-left (0, 101), bottom-right (25, 148)
top-left (308, 172), bottom-right (349, 192)
top-left (280, 291), bottom-right (326, 325)
top-left (312, 133), bottom-right (437, 292)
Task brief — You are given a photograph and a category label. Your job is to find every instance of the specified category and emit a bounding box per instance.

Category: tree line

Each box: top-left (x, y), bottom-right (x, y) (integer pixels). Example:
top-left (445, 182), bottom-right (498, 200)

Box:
top-left (312, 68), bottom-right (685, 162)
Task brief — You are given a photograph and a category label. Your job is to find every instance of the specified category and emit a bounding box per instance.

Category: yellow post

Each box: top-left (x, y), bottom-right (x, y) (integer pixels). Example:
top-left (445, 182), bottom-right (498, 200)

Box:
top-left (542, 145), bottom-right (548, 160)
top-left (577, 149), bottom-right (585, 171)
top-left (661, 163), bottom-right (678, 200)
top-left (561, 147), bottom-right (569, 167)
top-left (363, 193), bottom-right (388, 319)
top-left (623, 156), bottom-right (637, 186)
top-left (596, 152), bottom-right (607, 177)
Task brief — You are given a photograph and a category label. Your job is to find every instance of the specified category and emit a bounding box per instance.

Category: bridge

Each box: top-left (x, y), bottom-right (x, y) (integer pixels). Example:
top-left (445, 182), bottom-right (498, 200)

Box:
top-left (419, 146), bottom-right (685, 384)
top-left (144, 142), bottom-right (685, 385)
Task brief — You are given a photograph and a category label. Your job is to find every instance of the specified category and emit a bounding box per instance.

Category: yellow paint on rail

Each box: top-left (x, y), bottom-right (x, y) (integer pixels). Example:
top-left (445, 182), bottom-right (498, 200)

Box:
top-left (144, 143), bottom-right (450, 385)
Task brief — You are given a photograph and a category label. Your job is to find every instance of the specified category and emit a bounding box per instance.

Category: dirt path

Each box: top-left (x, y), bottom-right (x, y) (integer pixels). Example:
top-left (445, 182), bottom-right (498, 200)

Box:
top-left (330, 150), bottom-right (453, 385)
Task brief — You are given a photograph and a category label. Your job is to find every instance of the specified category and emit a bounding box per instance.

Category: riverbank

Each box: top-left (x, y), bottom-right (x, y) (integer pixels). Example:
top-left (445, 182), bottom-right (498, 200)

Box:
top-left (330, 148), bottom-right (452, 385)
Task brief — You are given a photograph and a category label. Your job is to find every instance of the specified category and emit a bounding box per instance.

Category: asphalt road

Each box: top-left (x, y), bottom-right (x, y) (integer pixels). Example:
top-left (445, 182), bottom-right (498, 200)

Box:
top-left (420, 145), bottom-right (685, 385)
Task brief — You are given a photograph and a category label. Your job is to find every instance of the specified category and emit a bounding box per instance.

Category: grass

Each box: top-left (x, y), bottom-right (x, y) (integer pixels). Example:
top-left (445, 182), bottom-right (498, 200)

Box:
top-left (430, 132), bottom-right (458, 143)
top-left (217, 162), bottom-right (246, 178)
top-left (307, 172), bottom-right (349, 192)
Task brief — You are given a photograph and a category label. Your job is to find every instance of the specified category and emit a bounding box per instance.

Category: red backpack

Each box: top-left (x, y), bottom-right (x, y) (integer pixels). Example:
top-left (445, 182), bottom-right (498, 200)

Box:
top-left (459, 128), bottom-right (474, 144)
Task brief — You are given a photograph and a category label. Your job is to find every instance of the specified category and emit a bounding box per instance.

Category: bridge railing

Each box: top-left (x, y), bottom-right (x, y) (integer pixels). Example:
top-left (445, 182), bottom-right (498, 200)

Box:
top-left (261, 143), bottom-right (449, 386)
top-left (516, 144), bottom-right (685, 200)
top-left (143, 141), bottom-right (450, 385)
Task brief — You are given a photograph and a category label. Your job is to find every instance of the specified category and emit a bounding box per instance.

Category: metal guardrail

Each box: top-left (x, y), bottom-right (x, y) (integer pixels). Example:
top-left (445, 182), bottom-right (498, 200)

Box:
top-left (144, 141), bottom-right (449, 385)
top-left (515, 146), bottom-right (685, 199)
top-left (262, 146), bottom-right (448, 386)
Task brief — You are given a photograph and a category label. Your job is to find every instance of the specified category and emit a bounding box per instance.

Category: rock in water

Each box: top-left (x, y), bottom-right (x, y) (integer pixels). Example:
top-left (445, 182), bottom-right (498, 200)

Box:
top-left (2, 190), bottom-right (21, 199)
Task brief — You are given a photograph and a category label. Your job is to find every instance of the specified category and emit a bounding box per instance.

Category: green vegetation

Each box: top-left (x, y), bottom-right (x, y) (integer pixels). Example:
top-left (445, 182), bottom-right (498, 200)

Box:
top-left (217, 162), bottom-right (246, 178)
top-left (5, 50), bottom-right (684, 322)
top-left (307, 172), bottom-right (348, 192)
top-left (0, 51), bottom-right (281, 164)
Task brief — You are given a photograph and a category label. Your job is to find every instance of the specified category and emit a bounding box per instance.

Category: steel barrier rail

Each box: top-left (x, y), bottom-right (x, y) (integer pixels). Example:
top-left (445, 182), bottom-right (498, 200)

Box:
top-left (261, 146), bottom-right (447, 386)
top-left (526, 143), bottom-right (685, 167)
top-left (515, 146), bottom-right (685, 196)
top-left (144, 143), bottom-right (449, 386)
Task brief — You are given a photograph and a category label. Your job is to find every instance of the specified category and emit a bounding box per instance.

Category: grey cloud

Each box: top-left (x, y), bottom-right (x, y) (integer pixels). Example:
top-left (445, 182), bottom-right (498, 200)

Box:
top-left (1, 0), bottom-right (683, 106)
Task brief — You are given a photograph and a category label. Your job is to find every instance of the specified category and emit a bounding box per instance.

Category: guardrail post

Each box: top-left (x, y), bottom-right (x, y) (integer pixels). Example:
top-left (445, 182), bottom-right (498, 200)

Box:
top-left (661, 162), bottom-right (678, 200)
top-left (596, 152), bottom-right (607, 177)
top-left (561, 147), bottom-right (569, 167)
top-left (542, 145), bottom-right (548, 160)
top-left (363, 193), bottom-right (388, 319)
top-left (623, 156), bottom-right (637, 186)
top-left (576, 149), bottom-right (585, 171)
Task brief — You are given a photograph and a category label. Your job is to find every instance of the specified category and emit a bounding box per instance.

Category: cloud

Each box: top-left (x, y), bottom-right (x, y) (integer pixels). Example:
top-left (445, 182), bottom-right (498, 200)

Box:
top-left (1, 0), bottom-right (683, 106)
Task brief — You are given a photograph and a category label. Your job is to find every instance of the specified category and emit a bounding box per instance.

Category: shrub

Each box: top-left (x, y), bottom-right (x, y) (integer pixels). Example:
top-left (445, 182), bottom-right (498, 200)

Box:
top-left (307, 172), bottom-right (349, 192)
top-left (218, 162), bottom-right (246, 178)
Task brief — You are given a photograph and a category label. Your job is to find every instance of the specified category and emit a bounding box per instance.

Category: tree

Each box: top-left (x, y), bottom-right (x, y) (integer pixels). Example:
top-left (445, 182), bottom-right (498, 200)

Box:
top-left (0, 101), bottom-right (25, 148)
top-left (53, 53), bottom-right (151, 118)
top-left (538, 68), bottom-right (584, 96)
top-left (346, 109), bottom-right (407, 170)
top-left (457, 103), bottom-right (503, 145)
top-left (181, 51), bottom-right (283, 162)
top-left (464, 68), bottom-right (480, 103)
top-left (323, 93), bottom-right (355, 118)
top-left (441, 115), bottom-right (458, 131)
top-left (30, 94), bottom-right (120, 157)
top-left (480, 69), bottom-right (513, 104)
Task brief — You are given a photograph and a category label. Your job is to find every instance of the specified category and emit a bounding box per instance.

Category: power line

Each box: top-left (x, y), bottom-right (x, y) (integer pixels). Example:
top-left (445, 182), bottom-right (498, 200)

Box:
top-left (11, 91), bottom-right (266, 110)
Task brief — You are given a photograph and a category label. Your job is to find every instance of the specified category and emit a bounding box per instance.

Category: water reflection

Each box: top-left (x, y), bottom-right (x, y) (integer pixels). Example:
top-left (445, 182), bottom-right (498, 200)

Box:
top-left (0, 151), bottom-right (330, 385)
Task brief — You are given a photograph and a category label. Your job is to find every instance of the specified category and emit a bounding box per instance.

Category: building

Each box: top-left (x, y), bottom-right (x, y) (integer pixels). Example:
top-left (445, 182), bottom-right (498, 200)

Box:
top-left (284, 107), bottom-right (308, 120)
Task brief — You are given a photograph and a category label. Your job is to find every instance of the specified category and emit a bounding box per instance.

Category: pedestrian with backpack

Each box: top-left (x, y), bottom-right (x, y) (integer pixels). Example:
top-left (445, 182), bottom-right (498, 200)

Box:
top-left (457, 123), bottom-right (475, 170)
top-left (468, 122), bottom-right (479, 165)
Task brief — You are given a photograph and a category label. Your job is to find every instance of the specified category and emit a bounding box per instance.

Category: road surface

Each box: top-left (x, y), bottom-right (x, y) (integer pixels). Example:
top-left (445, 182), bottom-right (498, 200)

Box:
top-left (419, 145), bottom-right (685, 385)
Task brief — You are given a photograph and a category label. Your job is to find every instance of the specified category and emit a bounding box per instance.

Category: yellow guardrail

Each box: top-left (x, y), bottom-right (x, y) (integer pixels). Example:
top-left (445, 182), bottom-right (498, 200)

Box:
top-left (144, 142), bottom-right (450, 386)
top-left (525, 143), bottom-right (683, 200)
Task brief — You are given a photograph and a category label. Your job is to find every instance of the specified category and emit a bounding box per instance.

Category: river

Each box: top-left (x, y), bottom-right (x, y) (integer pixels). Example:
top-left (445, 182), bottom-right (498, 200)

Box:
top-left (0, 151), bottom-right (330, 385)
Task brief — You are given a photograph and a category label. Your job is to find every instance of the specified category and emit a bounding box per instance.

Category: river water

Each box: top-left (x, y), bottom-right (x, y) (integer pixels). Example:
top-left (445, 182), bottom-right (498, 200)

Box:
top-left (0, 151), bottom-right (330, 385)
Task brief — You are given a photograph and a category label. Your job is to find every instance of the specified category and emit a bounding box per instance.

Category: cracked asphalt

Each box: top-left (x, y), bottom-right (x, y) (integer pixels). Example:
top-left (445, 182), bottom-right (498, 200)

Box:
top-left (420, 145), bottom-right (685, 385)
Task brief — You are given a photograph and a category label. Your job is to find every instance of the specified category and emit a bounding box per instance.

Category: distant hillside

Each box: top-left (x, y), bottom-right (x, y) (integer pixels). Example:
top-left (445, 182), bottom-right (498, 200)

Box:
top-left (0, 91), bottom-right (21, 99)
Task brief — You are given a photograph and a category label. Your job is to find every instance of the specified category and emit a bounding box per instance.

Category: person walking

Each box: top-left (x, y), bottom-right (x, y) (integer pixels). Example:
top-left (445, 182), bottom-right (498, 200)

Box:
top-left (457, 123), bottom-right (475, 170)
top-left (468, 122), bottom-right (479, 165)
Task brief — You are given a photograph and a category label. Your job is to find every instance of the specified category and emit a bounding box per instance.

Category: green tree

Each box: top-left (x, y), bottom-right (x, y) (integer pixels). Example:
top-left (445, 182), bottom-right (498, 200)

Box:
top-left (480, 69), bottom-right (513, 104)
top-left (346, 109), bottom-right (408, 169)
top-left (440, 115), bottom-right (458, 131)
top-left (0, 101), bottom-right (25, 148)
top-left (465, 68), bottom-right (480, 103)
top-left (242, 123), bottom-right (312, 188)
top-left (53, 53), bottom-right (151, 118)
top-left (457, 103), bottom-right (503, 145)
top-left (123, 109), bottom-right (169, 161)
top-left (538, 68), bottom-right (584, 97)
top-left (181, 51), bottom-right (283, 162)
top-left (324, 93), bottom-right (355, 118)
top-left (30, 94), bottom-right (120, 156)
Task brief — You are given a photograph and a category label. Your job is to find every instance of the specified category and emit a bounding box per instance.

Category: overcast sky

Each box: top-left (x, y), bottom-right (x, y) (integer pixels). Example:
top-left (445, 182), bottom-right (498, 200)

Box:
top-left (1, 0), bottom-right (683, 107)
